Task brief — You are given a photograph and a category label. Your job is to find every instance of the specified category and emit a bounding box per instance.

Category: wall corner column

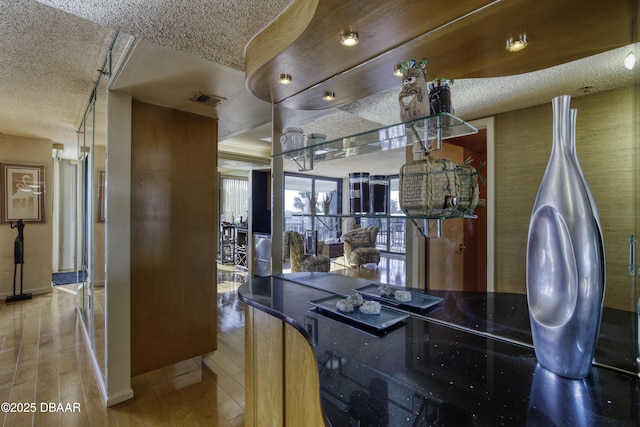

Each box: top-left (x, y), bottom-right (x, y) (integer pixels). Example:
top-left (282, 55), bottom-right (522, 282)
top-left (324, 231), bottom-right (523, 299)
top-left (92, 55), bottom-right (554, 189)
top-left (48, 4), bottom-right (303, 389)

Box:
top-left (105, 91), bottom-right (134, 405)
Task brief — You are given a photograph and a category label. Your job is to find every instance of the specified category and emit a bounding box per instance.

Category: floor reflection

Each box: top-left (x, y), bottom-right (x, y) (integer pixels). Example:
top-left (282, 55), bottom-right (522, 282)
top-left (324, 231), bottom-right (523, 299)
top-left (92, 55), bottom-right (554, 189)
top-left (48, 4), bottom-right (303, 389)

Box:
top-left (218, 254), bottom-right (406, 331)
top-left (217, 262), bottom-right (247, 332)
top-left (284, 255), bottom-right (407, 287)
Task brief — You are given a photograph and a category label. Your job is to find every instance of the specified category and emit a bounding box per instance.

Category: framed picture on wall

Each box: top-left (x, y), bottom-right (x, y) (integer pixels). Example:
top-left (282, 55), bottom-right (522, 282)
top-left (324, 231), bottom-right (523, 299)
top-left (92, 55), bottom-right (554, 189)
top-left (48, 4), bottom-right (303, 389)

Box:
top-left (98, 169), bottom-right (106, 222)
top-left (0, 163), bottom-right (45, 223)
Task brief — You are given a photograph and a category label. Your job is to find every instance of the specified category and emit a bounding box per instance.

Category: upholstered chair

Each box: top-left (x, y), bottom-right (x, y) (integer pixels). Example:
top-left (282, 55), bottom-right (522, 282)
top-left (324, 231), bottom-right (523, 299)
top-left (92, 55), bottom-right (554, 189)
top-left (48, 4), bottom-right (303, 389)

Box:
top-left (283, 231), bottom-right (331, 273)
top-left (340, 226), bottom-right (381, 269)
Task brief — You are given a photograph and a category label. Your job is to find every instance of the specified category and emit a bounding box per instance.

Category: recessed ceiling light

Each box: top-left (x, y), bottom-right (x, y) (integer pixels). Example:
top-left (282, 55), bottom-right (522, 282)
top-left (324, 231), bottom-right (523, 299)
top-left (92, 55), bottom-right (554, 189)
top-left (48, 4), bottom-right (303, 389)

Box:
top-left (322, 91), bottom-right (335, 101)
top-left (624, 52), bottom-right (636, 70)
top-left (278, 73), bottom-right (292, 85)
top-left (340, 31), bottom-right (359, 47)
top-left (506, 34), bottom-right (528, 52)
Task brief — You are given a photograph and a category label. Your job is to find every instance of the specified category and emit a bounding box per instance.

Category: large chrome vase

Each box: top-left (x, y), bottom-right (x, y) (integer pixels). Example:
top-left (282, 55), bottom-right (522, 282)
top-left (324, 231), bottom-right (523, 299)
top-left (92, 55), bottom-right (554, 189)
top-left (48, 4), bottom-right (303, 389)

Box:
top-left (526, 95), bottom-right (606, 379)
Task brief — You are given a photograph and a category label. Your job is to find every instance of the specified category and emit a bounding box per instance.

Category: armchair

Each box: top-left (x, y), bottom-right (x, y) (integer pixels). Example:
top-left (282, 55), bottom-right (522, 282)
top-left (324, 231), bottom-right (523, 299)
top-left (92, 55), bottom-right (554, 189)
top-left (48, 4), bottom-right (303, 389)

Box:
top-left (340, 226), bottom-right (381, 269)
top-left (284, 231), bottom-right (331, 273)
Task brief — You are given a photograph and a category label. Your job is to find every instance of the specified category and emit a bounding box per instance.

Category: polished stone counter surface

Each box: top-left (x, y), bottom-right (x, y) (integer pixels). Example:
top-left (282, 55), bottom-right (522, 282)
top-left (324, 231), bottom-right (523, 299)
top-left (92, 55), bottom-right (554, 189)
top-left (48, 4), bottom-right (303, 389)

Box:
top-left (239, 273), bottom-right (639, 426)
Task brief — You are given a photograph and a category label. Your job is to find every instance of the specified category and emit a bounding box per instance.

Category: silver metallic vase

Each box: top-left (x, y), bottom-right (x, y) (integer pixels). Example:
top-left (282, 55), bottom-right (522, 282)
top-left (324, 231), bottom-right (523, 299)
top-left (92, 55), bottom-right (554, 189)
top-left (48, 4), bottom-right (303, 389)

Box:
top-left (526, 95), bottom-right (606, 379)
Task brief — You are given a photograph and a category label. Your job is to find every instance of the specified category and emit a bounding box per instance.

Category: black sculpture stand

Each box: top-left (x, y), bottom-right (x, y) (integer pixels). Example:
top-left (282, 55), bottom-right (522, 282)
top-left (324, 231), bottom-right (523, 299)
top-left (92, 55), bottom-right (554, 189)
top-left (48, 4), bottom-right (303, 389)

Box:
top-left (6, 220), bottom-right (31, 303)
top-left (6, 262), bottom-right (31, 303)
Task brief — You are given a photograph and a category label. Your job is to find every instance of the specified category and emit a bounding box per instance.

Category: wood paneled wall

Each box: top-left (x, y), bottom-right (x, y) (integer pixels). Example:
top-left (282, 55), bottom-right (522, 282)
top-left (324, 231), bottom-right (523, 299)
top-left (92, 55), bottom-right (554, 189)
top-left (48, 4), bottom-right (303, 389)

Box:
top-left (245, 305), bottom-right (326, 427)
top-left (130, 102), bottom-right (217, 376)
top-left (495, 86), bottom-right (636, 311)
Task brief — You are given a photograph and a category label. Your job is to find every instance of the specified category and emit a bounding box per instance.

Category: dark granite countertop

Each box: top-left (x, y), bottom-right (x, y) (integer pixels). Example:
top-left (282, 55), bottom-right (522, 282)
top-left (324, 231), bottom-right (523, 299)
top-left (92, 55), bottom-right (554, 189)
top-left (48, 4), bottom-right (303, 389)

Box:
top-left (239, 273), bottom-right (639, 426)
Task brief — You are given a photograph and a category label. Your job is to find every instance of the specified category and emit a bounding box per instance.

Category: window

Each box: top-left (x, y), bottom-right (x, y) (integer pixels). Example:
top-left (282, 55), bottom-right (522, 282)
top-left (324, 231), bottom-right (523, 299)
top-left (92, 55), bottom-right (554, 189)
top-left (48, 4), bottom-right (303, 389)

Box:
top-left (221, 178), bottom-right (248, 223)
top-left (285, 172), bottom-right (406, 255)
top-left (284, 173), bottom-right (342, 251)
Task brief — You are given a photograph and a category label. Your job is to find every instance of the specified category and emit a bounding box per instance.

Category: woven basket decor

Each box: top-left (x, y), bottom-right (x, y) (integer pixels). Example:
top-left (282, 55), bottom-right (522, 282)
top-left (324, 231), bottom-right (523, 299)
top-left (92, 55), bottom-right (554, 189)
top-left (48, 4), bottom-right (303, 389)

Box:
top-left (454, 162), bottom-right (480, 213)
top-left (400, 157), bottom-right (482, 216)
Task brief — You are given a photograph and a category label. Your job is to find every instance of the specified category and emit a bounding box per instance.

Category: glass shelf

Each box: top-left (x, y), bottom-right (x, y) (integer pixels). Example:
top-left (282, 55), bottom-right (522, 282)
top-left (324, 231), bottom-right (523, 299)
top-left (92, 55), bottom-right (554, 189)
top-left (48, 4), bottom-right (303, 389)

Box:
top-left (294, 211), bottom-right (477, 238)
top-left (292, 211), bottom-right (477, 220)
top-left (274, 112), bottom-right (478, 171)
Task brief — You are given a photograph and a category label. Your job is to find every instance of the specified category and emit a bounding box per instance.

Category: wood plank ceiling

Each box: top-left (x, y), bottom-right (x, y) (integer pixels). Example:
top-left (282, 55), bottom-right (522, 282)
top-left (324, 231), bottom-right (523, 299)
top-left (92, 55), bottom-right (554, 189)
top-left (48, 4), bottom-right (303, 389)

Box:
top-left (246, 0), bottom-right (637, 111)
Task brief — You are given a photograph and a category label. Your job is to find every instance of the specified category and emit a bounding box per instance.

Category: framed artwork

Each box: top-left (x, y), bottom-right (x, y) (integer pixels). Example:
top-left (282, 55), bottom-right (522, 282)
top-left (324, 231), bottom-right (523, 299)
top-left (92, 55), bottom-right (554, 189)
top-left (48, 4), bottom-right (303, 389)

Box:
top-left (0, 163), bottom-right (45, 223)
top-left (97, 169), bottom-right (106, 222)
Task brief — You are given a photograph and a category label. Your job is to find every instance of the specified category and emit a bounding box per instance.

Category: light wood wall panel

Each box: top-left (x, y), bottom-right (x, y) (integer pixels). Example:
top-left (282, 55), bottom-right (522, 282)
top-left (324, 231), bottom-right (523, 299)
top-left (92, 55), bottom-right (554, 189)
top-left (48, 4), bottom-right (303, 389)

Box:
top-left (285, 325), bottom-right (325, 427)
top-left (495, 86), bottom-right (636, 311)
top-left (244, 0), bottom-right (319, 79)
top-left (245, 306), bottom-right (326, 426)
top-left (130, 101), bottom-right (217, 375)
top-left (245, 306), bottom-right (284, 427)
top-left (244, 306), bottom-right (255, 427)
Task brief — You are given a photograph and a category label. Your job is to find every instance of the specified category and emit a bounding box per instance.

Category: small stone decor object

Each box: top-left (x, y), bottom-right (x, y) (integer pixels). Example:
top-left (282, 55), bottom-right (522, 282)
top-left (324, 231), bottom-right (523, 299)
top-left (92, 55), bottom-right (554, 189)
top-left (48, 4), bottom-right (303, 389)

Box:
top-left (394, 290), bottom-right (412, 303)
top-left (376, 285), bottom-right (396, 296)
top-left (526, 94), bottom-right (605, 379)
top-left (398, 58), bottom-right (429, 121)
top-left (346, 293), bottom-right (364, 307)
top-left (359, 301), bottom-right (381, 315)
top-left (336, 299), bottom-right (354, 313)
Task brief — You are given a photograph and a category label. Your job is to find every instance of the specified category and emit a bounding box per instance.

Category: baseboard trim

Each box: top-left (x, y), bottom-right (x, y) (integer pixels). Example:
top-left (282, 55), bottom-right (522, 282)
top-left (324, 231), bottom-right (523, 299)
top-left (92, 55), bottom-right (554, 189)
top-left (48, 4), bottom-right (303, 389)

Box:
top-left (77, 307), bottom-right (108, 404)
top-left (106, 388), bottom-right (135, 407)
top-left (1, 286), bottom-right (51, 300)
top-left (75, 286), bottom-right (134, 408)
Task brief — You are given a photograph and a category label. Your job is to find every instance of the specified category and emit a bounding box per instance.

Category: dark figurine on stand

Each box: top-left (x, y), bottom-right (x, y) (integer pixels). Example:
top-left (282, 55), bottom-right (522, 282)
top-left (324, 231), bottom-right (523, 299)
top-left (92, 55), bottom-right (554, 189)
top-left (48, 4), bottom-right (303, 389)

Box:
top-left (7, 219), bottom-right (32, 302)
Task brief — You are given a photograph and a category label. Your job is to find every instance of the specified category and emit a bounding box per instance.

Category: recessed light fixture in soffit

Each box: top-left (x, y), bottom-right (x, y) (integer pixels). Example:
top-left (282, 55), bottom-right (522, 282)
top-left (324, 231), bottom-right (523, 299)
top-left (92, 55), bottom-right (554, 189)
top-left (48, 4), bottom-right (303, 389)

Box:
top-left (340, 31), bottom-right (359, 46)
top-left (506, 34), bottom-right (528, 52)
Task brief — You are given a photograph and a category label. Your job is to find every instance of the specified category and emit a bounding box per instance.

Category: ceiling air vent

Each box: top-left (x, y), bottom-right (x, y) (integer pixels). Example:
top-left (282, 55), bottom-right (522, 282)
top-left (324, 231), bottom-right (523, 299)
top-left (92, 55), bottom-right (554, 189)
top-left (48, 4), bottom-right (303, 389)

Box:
top-left (191, 92), bottom-right (226, 108)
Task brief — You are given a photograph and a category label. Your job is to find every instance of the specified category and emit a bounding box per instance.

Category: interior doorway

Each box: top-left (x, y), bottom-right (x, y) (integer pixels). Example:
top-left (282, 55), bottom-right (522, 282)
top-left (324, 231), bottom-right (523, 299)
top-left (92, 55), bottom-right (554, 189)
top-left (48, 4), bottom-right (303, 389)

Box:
top-left (458, 131), bottom-right (488, 292)
top-left (426, 128), bottom-right (489, 292)
top-left (53, 159), bottom-right (78, 273)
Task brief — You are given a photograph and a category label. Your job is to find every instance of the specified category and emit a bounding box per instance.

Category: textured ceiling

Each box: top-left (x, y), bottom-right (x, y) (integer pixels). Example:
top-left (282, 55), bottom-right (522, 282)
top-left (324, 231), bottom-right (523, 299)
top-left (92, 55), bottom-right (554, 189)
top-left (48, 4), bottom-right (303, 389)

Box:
top-left (0, 1), bottom-right (115, 147)
top-left (0, 0), bottom-right (290, 160)
top-left (37, 0), bottom-right (292, 71)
